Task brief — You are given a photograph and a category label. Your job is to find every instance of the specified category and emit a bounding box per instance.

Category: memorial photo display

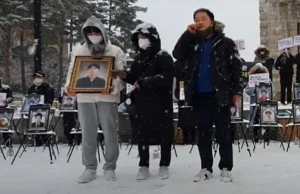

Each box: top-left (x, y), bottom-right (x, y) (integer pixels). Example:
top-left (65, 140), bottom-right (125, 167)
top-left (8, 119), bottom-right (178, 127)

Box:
top-left (256, 83), bottom-right (272, 103)
top-left (0, 108), bottom-right (14, 131)
top-left (230, 96), bottom-right (243, 121)
top-left (294, 84), bottom-right (300, 100)
top-left (22, 94), bottom-right (40, 113)
top-left (27, 105), bottom-right (50, 133)
top-left (260, 101), bottom-right (278, 125)
top-left (60, 96), bottom-right (76, 110)
top-left (292, 100), bottom-right (300, 124)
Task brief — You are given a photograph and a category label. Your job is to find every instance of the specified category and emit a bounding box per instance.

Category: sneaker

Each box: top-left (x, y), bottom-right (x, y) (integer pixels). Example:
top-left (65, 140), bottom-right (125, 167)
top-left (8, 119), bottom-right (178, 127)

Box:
top-left (193, 168), bottom-right (213, 182)
top-left (104, 170), bottom-right (116, 181)
top-left (158, 166), bottom-right (169, 179)
top-left (220, 168), bottom-right (232, 182)
top-left (136, 167), bottom-right (150, 180)
top-left (77, 169), bottom-right (97, 183)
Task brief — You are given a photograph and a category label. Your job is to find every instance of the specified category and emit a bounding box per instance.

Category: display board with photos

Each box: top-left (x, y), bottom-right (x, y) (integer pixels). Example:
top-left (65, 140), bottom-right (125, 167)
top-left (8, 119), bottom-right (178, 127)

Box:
top-left (259, 101), bottom-right (278, 125)
top-left (230, 95), bottom-right (243, 121)
top-left (294, 83), bottom-right (300, 100)
top-left (0, 108), bottom-right (14, 131)
top-left (60, 96), bottom-right (76, 110)
top-left (292, 100), bottom-right (300, 124)
top-left (27, 104), bottom-right (50, 133)
top-left (256, 83), bottom-right (272, 103)
top-left (22, 93), bottom-right (40, 113)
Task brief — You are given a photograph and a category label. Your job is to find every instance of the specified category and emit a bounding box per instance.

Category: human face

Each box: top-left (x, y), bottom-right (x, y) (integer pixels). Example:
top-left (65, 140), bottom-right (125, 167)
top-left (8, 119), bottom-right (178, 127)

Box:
top-left (194, 11), bottom-right (213, 32)
top-left (36, 116), bottom-right (42, 123)
top-left (88, 66), bottom-right (99, 79)
top-left (67, 99), bottom-right (72, 104)
top-left (261, 91), bottom-right (267, 97)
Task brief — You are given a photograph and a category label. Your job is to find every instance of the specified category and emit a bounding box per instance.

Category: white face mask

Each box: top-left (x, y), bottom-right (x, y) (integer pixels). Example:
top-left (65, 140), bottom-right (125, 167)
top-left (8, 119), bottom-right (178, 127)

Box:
top-left (138, 38), bottom-right (151, 50)
top-left (34, 78), bottom-right (43, 86)
top-left (88, 36), bottom-right (103, 44)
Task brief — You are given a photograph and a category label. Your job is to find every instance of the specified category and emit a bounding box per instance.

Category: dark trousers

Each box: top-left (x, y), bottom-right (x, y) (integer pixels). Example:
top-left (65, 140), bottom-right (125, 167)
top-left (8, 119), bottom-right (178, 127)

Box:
top-left (63, 112), bottom-right (77, 144)
top-left (280, 74), bottom-right (293, 104)
top-left (194, 93), bottom-right (233, 172)
top-left (138, 143), bottom-right (172, 167)
top-left (182, 127), bottom-right (196, 144)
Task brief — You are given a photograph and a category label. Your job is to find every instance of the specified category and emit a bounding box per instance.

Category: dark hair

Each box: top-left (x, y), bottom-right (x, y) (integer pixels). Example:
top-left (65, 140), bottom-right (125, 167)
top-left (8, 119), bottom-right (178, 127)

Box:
top-left (88, 63), bottom-right (100, 69)
top-left (193, 8), bottom-right (214, 21)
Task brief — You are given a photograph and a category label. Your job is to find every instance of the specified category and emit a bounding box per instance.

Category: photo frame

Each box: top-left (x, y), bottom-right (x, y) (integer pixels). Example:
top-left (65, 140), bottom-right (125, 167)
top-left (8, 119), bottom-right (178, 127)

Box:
top-left (47, 109), bottom-right (55, 130)
top-left (0, 108), bottom-right (14, 131)
top-left (259, 101), bottom-right (278, 125)
top-left (68, 56), bottom-right (115, 93)
top-left (292, 100), bottom-right (300, 124)
top-left (294, 83), bottom-right (300, 100)
top-left (27, 104), bottom-right (50, 133)
top-left (60, 96), bottom-right (76, 110)
top-left (256, 83), bottom-right (272, 103)
top-left (231, 95), bottom-right (243, 121)
top-left (22, 93), bottom-right (40, 113)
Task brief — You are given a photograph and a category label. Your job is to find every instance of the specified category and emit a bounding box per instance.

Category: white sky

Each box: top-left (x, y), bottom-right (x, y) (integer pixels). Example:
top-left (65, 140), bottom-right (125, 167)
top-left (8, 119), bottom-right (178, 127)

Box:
top-left (136, 0), bottom-right (260, 61)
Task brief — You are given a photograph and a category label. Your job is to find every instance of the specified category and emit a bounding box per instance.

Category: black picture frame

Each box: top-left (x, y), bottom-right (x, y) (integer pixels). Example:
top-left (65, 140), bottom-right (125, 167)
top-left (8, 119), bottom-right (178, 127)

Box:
top-left (294, 83), bottom-right (300, 100)
top-left (231, 95), bottom-right (243, 121)
top-left (27, 104), bottom-right (50, 133)
top-left (255, 83), bottom-right (272, 103)
top-left (60, 96), bottom-right (76, 110)
top-left (0, 108), bottom-right (14, 131)
top-left (292, 100), bottom-right (300, 124)
top-left (22, 93), bottom-right (40, 113)
top-left (259, 101), bottom-right (278, 125)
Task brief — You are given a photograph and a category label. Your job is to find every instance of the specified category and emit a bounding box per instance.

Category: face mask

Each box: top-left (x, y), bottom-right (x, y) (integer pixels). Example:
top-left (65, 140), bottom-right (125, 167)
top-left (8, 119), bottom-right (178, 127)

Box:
top-left (138, 38), bottom-right (151, 50)
top-left (195, 26), bottom-right (214, 38)
top-left (260, 51), bottom-right (265, 55)
top-left (34, 78), bottom-right (43, 86)
top-left (88, 36), bottom-right (103, 44)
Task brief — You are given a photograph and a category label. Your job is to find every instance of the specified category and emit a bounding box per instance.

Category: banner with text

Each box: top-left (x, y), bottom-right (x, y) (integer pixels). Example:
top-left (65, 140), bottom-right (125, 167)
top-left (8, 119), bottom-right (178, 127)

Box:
top-left (234, 40), bottom-right (245, 50)
top-left (278, 37), bottom-right (294, 50)
top-left (248, 73), bottom-right (269, 87)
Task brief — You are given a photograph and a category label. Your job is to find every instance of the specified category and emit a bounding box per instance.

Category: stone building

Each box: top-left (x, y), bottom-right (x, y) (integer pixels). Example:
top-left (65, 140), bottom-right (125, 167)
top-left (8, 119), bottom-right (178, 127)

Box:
top-left (259, 0), bottom-right (300, 100)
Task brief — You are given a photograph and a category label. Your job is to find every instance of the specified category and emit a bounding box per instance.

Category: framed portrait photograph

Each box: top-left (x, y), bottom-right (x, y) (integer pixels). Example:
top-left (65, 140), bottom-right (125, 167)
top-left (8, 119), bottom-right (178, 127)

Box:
top-left (22, 94), bottom-right (40, 113)
top-left (47, 109), bottom-right (55, 129)
top-left (259, 101), bottom-right (278, 125)
top-left (60, 96), bottom-right (76, 110)
top-left (256, 83), bottom-right (272, 103)
top-left (68, 56), bottom-right (115, 93)
top-left (0, 108), bottom-right (14, 131)
top-left (294, 83), bottom-right (300, 100)
top-left (230, 96), bottom-right (243, 121)
top-left (292, 100), bottom-right (300, 124)
top-left (27, 105), bottom-right (50, 133)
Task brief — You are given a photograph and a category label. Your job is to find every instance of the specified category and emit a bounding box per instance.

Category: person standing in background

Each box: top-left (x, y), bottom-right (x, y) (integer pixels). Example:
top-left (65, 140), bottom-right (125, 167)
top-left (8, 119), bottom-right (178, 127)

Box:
top-left (254, 45), bottom-right (274, 81)
top-left (275, 48), bottom-right (295, 104)
top-left (295, 51), bottom-right (300, 83)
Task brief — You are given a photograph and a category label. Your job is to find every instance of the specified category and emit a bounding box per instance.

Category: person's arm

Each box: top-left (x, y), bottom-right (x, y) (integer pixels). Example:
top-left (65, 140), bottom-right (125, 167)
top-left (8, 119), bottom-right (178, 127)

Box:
top-left (172, 30), bottom-right (196, 60)
top-left (274, 55), bottom-right (283, 70)
top-left (137, 52), bottom-right (174, 90)
top-left (227, 38), bottom-right (243, 96)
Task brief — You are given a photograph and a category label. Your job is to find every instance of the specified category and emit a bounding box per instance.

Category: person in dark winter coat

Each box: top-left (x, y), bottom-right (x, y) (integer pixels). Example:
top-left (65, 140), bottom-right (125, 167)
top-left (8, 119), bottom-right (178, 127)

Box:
top-left (275, 48), bottom-right (295, 104)
top-left (111, 22), bottom-right (174, 180)
top-left (172, 8), bottom-right (243, 182)
top-left (254, 45), bottom-right (274, 80)
top-left (27, 71), bottom-right (55, 146)
top-left (295, 52), bottom-right (300, 83)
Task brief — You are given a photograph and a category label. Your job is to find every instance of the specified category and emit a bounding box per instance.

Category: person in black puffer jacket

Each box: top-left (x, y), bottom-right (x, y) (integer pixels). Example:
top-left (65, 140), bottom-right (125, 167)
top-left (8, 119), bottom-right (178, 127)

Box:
top-left (27, 71), bottom-right (55, 146)
top-left (111, 22), bottom-right (174, 180)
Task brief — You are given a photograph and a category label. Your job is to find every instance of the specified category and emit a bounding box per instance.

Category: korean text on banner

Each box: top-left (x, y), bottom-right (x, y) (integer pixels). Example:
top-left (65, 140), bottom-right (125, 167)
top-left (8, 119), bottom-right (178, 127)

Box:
top-left (294, 35), bottom-right (300, 46)
top-left (234, 40), bottom-right (245, 50)
top-left (248, 73), bottom-right (269, 87)
top-left (278, 37), bottom-right (294, 50)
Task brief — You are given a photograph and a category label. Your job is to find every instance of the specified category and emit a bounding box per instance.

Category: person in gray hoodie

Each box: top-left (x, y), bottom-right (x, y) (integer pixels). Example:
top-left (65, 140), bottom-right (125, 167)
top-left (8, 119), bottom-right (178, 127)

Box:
top-left (65, 16), bottom-right (126, 183)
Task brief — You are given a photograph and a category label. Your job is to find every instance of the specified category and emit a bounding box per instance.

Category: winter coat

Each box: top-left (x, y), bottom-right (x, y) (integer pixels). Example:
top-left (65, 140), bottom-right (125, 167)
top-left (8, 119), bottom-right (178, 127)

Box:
top-left (254, 45), bottom-right (275, 80)
top-left (0, 84), bottom-right (14, 107)
top-left (172, 21), bottom-right (243, 107)
top-left (27, 82), bottom-right (55, 105)
top-left (125, 23), bottom-right (174, 144)
top-left (65, 16), bottom-right (126, 103)
top-left (295, 53), bottom-right (300, 83)
top-left (275, 53), bottom-right (295, 75)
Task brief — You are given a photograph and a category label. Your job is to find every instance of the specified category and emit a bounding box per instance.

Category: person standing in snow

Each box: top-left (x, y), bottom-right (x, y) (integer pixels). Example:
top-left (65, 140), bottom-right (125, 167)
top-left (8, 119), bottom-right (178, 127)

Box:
top-left (172, 8), bottom-right (243, 182)
top-left (111, 23), bottom-right (174, 180)
top-left (275, 48), bottom-right (295, 104)
top-left (254, 45), bottom-right (274, 81)
top-left (65, 16), bottom-right (126, 183)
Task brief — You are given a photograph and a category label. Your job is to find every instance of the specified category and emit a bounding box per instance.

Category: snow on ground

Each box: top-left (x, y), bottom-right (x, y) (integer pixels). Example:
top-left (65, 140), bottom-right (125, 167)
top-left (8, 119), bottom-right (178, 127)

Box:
top-left (1, 142), bottom-right (300, 194)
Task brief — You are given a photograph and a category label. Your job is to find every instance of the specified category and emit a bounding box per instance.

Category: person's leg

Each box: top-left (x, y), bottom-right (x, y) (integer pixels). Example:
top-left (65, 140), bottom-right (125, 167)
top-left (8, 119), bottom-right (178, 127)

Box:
top-left (96, 102), bottom-right (119, 180)
top-left (159, 142), bottom-right (172, 167)
top-left (138, 144), bottom-right (150, 167)
top-left (280, 74), bottom-right (286, 104)
top-left (286, 75), bottom-right (293, 103)
top-left (77, 102), bottom-right (99, 183)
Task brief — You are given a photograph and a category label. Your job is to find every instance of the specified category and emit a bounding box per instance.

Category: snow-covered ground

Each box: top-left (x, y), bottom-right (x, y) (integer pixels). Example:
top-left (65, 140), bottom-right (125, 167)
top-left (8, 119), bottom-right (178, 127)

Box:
top-left (1, 142), bottom-right (300, 194)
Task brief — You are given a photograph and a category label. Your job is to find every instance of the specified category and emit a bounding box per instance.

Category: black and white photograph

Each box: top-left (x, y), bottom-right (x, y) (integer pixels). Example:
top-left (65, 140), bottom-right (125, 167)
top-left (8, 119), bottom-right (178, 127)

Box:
top-left (260, 101), bottom-right (278, 125)
top-left (0, 109), bottom-right (14, 130)
top-left (292, 100), bottom-right (300, 123)
top-left (256, 83), bottom-right (272, 103)
top-left (230, 97), bottom-right (243, 121)
top-left (294, 84), bottom-right (300, 100)
top-left (22, 94), bottom-right (40, 112)
top-left (27, 105), bottom-right (50, 132)
top-left (61, 96), bottom-right (76, 110)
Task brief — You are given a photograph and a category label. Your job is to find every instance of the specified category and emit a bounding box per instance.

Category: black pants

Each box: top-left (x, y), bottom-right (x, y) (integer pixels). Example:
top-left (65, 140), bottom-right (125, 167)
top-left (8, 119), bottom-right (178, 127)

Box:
top-left (63, 112), bottom-right (78, 144)
top-left (194, 93), bottom-right (233, 172)
top-left (138, 143), bottom-right (172, 167)
top-left (280, 74), bottom-right (293, 104)
top-left (182, 127), bottom-right (196, 144)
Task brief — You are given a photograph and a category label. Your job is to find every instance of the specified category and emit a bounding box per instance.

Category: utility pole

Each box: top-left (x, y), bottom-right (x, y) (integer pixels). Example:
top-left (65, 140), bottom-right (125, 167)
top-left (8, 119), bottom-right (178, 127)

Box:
top-left (34, 0), bottom-right (42, 72)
